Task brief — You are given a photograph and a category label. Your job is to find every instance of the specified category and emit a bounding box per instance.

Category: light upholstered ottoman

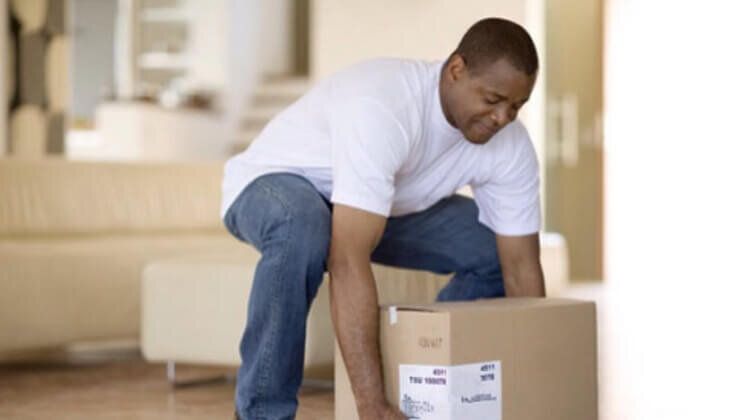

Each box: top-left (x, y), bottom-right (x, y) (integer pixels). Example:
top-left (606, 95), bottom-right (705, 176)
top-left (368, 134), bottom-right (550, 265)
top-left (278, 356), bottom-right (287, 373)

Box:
top-left (140, 248), bottom-right (452, 384)
top-left (140, 234), bottom-right (568, 384)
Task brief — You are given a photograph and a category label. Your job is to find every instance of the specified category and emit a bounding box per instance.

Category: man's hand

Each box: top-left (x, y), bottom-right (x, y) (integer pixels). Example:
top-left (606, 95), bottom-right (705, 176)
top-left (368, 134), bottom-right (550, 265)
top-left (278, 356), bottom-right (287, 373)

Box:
top-left (327, 204), bottom-right (395, 417)
top-left (360, 403), bottom-right (407, 420)
top-left (496, 233), bottom-right (546, 297)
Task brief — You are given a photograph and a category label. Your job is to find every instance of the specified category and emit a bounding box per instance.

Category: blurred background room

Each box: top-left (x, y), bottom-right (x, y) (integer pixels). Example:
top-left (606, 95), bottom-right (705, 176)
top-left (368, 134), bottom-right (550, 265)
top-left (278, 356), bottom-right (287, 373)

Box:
top-left (1, 0), bottom-right (748, 419)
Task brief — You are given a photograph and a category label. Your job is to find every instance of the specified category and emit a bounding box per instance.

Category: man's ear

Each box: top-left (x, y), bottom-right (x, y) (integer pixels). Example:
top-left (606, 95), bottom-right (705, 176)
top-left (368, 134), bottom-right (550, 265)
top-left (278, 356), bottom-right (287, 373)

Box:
top-left (446, 54), bottom-right (468, 83)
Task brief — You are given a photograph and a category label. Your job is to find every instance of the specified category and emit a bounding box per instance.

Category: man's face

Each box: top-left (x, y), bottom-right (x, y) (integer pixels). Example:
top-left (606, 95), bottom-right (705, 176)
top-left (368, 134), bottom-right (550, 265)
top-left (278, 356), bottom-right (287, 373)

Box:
top-left (442, 55), bottom-right (536, 144)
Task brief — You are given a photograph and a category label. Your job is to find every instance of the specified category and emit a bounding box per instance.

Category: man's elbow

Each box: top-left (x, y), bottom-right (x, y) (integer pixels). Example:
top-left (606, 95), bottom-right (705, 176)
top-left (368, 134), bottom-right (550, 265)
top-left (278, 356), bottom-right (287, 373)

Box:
top-left (327, 248), bottom-right (357, 279)
top-left (327, 248), bottom-right (370, 284)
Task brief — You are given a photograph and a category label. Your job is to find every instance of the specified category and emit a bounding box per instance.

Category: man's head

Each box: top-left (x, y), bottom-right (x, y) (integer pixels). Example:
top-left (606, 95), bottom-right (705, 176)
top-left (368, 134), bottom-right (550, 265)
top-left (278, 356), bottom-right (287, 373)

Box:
top-left (440, 18), bottom-right (539, 144)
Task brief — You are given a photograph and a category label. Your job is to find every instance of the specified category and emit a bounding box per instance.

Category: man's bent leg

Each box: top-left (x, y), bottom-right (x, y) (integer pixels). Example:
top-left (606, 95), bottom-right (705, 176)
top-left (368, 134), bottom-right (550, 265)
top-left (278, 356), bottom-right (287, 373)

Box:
top-left (372, 194), bottom-right (505, 301)
top-left (224, 173), bottom-right (332, 420)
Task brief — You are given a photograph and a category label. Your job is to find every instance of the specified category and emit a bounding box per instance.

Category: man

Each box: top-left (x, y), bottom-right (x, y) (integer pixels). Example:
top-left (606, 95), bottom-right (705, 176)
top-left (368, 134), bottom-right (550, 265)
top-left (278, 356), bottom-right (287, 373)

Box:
top-left (222, 17), bottom-right (545, 420)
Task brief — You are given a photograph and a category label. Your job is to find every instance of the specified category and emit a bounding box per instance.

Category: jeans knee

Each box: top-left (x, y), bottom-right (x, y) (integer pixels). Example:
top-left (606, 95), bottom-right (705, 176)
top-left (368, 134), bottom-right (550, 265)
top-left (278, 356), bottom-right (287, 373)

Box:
top-left (287, 205), bottom-right (331, 264)
top-left (479, 250), bottom-right (503, 274)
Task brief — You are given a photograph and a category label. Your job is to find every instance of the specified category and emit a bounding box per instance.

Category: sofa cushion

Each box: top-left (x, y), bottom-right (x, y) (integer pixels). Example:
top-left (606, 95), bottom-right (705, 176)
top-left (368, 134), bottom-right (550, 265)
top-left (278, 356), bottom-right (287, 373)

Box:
top-left (0, 158), bottom-right (225, 236)
top-left (0, 232), bottom-right (245, 354)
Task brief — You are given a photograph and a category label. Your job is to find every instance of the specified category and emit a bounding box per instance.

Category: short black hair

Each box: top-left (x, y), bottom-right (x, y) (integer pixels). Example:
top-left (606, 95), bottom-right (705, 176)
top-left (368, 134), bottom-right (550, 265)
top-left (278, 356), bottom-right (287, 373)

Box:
top-left (452, 17), bottom-right (539, 76)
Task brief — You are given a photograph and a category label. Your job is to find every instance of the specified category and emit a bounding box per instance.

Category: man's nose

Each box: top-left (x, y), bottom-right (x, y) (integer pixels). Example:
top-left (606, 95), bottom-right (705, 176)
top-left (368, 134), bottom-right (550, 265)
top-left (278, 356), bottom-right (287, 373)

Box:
top-left (490, 105), bottom-right (513, 127)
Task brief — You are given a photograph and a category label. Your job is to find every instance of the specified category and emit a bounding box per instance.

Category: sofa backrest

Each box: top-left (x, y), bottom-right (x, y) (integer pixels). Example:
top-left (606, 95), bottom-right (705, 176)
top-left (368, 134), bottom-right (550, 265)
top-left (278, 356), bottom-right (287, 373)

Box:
top-left (0, 158), bottom-right (226, 236)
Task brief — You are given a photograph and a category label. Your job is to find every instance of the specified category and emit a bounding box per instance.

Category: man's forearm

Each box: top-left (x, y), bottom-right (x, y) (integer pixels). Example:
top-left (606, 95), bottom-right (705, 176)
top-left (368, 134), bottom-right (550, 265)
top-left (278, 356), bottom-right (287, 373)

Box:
top-left (504, 261), bottom-right (546, 297)
top-left (329, 261), bottom-right (387, 414)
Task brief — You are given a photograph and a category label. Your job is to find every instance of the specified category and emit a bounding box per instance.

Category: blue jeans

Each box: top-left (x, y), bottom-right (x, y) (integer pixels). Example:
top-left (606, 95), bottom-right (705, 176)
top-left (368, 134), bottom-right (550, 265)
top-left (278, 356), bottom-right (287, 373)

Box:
top-left (223, 173), bottom-right (505, 420)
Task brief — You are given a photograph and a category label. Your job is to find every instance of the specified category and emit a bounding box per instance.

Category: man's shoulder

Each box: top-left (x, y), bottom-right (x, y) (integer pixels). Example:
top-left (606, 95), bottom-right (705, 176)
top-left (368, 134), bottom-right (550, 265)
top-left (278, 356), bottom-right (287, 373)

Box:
top-left (325, 58), bottom-right (438, 126)
top-left (328, 58), bottom-right (438, 93)
top-left (342, 57), bottom-right (436, 76)
top-left (491, 121), bottom-right (533, 149)
top-left (482, 121), bottom-right (537, 167)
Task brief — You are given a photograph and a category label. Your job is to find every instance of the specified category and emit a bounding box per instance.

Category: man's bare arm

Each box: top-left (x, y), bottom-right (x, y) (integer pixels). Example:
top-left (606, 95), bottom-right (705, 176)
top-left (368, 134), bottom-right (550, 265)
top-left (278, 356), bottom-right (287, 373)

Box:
top-left (496, 233), bottom-right (546, 297)
top-left (328, 204), bottom-right (405, 420)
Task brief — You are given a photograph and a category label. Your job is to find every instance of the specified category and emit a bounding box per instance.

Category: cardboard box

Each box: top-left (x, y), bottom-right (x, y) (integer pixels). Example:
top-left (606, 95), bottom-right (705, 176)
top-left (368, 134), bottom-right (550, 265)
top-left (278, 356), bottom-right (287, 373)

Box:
top-left (335, 298), bottom-right (597, 420)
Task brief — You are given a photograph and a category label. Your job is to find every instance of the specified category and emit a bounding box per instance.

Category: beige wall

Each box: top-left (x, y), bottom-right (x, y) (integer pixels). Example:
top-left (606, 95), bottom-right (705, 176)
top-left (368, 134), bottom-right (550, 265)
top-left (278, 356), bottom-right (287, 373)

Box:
top-left (310, 0), bottom-right (527, 80)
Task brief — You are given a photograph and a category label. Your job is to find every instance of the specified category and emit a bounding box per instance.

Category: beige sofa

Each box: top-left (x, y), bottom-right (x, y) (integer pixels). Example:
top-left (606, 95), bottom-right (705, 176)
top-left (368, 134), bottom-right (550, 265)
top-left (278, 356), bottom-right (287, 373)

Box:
top-left (0, 158), bottom-right (243, 357)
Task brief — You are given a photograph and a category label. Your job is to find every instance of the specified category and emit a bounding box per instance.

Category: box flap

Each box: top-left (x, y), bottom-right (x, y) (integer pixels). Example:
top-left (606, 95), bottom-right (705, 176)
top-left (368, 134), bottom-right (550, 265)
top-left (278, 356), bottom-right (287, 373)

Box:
top-left (381, 297), bottom-right (592, 314)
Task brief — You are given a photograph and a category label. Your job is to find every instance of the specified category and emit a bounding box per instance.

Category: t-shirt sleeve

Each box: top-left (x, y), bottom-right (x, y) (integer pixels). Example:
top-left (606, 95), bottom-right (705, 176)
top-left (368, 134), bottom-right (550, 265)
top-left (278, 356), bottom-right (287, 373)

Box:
top-left (329, 97), bottom-right (410, 216)
top-left (472, 125), bottom-right (541, 236)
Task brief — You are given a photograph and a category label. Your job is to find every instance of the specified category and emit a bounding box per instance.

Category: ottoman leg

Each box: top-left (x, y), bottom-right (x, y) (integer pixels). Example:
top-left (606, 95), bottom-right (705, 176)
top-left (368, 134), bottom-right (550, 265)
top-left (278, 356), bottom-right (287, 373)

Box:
top-left (165, 361), bottom-right (236, 389)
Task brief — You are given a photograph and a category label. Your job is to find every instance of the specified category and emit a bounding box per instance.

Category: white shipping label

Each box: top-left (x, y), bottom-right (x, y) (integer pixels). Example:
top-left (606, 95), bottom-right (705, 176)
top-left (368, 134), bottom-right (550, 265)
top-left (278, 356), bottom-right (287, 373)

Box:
top-left (399, 361), bottom-right (502, 419)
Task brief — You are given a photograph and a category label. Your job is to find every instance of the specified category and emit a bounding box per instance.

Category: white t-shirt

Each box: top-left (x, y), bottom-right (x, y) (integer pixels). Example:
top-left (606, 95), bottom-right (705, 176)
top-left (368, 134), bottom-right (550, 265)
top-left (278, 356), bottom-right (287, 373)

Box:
top-left (222, 58), bottom-right (540, 236)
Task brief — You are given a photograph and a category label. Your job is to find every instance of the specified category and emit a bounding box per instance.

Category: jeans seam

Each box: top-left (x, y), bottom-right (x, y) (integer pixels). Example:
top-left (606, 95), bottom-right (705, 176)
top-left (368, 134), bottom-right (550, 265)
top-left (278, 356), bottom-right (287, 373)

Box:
top-left (249, 178), bottom-right (294, 419)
